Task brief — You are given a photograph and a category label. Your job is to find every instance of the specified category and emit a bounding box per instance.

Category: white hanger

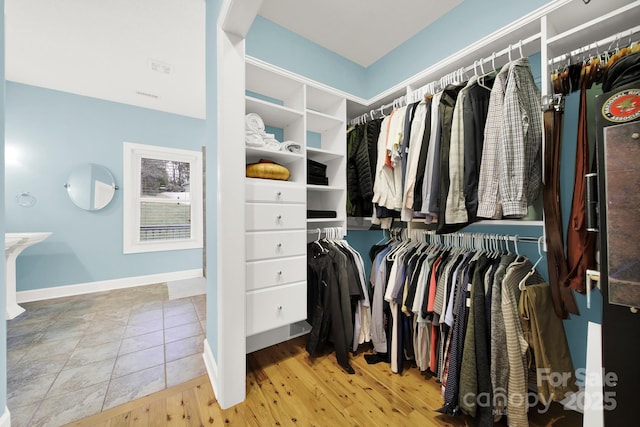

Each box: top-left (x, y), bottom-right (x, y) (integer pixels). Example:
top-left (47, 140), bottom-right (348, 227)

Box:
top-left (518, 40), bottom-right (524, 59)
top-left (508, 44), bottom-right (513, 62)
top-left (519, 236), bottom-right (545, 291)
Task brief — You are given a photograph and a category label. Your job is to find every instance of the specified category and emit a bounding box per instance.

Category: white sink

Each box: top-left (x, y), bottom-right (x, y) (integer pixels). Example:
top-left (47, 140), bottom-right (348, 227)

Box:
top-left (5, 232), bottom-right (53, 319)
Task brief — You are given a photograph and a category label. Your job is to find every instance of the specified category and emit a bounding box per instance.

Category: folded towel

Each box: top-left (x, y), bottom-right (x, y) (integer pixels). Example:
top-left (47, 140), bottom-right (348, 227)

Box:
top-left (263, 138), bottom-right (281, 150)
top-left (245, 132), bottom-right (264, 147)
top-left (281, 141), bottom-right (303, 154)
top-left (245, 113), bottom-right (265, 133)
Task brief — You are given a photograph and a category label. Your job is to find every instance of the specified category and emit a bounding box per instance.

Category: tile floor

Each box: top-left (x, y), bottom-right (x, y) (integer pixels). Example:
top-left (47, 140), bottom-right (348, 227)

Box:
top-left (6, 283), bottom-right (207, 427)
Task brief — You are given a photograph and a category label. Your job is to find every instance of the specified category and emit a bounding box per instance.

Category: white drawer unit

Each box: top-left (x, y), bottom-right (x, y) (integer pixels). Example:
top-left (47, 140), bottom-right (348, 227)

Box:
top-left (246, 230), bottom-right (306, 261)
top-left (246, 256), bottom-right (307, 291)
top-left (246, 281), bottom-right (307, 336)
top-left (245, 203), bottom-right (306, 231)
top-left (245, 180), bottom-right (306, 203)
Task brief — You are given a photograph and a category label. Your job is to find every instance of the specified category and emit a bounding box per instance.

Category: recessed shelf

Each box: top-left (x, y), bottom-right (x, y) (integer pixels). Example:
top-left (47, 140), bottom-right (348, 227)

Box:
top-left (246, 96), bottom-right (303, 128)
top-left (306, 147), bottom-right (343, 163)
top-left (246, 146), bottom-right (304, 165)
top-left (306, 109), bottom-right (344, 133)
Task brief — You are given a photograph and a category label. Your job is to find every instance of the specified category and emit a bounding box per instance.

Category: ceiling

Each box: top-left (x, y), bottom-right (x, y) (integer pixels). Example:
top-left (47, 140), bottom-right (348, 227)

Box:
top-left (4, 0), bottom-right (460, 119)
top-left (258, 0), bottom-right (461, 67)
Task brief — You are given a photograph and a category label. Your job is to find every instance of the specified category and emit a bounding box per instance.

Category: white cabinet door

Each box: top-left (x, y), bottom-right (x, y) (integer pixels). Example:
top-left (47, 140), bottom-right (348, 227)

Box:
top-left (246, 180), bottom-right (306, 203)
top-left (246, 256), bottom-right (307, 291)
top-left (245, 203), bottom-right (306, 231)
top-left (246, 230), bottom-right (306, 261)
top-left (246, 281), bottom-right (307, 336)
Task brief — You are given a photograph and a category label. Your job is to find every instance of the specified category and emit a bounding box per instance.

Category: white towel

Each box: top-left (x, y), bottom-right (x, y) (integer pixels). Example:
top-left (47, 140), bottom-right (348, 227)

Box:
top-left (245, 113), bottom-right (265, 133)
top-left (245, 132), bottom-right (264, 147)
top-left (281, 141), bottom-right (302, 154)
top-left (263, 138), bottom-right (281, 150)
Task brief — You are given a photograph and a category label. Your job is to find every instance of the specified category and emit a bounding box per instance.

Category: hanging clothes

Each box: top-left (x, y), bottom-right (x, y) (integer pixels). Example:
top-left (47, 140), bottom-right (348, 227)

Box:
top-left (306, 234), bottom-right (370, 374)
top-left (563, 66), bottom-right (596, 294)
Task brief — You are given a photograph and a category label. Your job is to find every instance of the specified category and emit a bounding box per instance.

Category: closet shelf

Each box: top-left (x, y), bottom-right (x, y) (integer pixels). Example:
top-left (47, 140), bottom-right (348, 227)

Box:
top-left (306, 184), bottom-right (343, 192)
top-left (545, 0), bottom-right (640, 58)
top-left (306, 109), bottom-right (344, 133)
top-left (246, 96), bottom-right (303, 128)
top-left (246, 146), bottom-right (304, 166)
top-left (307, 217), bottom-right (346, 224)
top-left (306, 147), bottom-right (343, 163)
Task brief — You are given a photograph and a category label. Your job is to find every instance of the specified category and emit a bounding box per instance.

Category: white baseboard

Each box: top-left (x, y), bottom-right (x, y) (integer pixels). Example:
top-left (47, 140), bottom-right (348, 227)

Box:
top-left (16, 269), bottom-right (203, 303)
top-left (0, 407), bottom-right (11, 427)
top-left (202, 338), bottom-right (220, 399)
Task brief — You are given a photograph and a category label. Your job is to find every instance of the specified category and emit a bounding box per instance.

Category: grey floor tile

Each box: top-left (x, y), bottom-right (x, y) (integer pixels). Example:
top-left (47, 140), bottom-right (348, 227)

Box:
top-left (7, 321), bottom-right (49, 339)
top-left (128, 308), bottom-right (163, 325)
top-left (7, 331), bottom-right (45, 349)
top-left (65, 340), bottom-right (122, 369)
top-left (163, 298), bottom-right (193, 315)
top-left (29, 381), bottom-right (109, 427)
top-left (7, 372), bottom-right (57, 408)
top-left (8, 353), bottom-right (69, 385)
top-left (6, 402), bottom-right (40, 427)
top-left (7, 344), bottom-right (31, 367)
top-left (165, 334), bottom-right (205, 362)
top-left (4, 282), bottom-right (209, 423)
top-left (123, 318), bottom-right (164, 339)
top-left (78, 324), bottom-right (126, 347)
top-left (164, 310), bottom-right (199, 328)
top-left (103, 365), bottom-right (166, 411)
top-left (36, 326), bottom-right (87, 344)
top-left (113, 345), bottom-right (164, 378)
top-left (164, 321), bottom-right (203, 343)
top-left (47, 358), bottom-right (115, 397)
top-left (131, 300), bottom-right (165, 314)
top-left (19, 335), bottom-right (80, 361)
top-left (166, 353), bottom-right (207, 388)
top-left (119, 330), bottom-right (164, 356)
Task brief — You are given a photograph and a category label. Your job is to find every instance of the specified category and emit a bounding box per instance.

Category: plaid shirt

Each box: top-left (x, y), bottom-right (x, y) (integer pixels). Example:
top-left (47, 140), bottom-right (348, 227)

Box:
top-left (477, 65), bottom-right (509, 219)
top-left (499, 58), bottom-right (542, 217)
top-left (477, 58), bottom-right (542, 218)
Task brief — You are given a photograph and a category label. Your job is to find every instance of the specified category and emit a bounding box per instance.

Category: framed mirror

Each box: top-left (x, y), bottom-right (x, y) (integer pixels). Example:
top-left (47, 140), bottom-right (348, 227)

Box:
top-left (65, 163), bottom-right (118, 211)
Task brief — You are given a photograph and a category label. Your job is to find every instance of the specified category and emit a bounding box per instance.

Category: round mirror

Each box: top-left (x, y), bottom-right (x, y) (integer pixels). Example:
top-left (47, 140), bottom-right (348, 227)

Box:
top-left (65, 163), bottom-right (117, 211)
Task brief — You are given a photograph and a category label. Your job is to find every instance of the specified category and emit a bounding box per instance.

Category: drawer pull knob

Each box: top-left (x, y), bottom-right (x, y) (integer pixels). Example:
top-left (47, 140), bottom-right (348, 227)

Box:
top-left (277, 271), bottom-right (283, 276)
top-left (276, 191), bottom-right (282, 199)
top-left (277, 243), bottom-right (282, 249)
top-left (277, 306), bottom-right (283, 310)
top-left (277, 215), bottom-right (282, 221)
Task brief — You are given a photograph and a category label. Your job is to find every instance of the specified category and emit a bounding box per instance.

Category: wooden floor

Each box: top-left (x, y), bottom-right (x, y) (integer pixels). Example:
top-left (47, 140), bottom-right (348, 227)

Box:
top-left (66, 336), bottom-right (582, 426)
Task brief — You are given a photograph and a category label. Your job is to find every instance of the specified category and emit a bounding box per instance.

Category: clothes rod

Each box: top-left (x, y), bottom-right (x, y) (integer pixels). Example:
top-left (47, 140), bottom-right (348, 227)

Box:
top-left (549, 24), bottom-right (640, 65)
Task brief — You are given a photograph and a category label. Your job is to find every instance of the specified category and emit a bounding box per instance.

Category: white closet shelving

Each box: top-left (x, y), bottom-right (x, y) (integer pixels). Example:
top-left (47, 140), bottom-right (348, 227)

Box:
top-left (344, 0), bottom-right (639, 230)
top-left (243, 58), bottom-right (347, 353)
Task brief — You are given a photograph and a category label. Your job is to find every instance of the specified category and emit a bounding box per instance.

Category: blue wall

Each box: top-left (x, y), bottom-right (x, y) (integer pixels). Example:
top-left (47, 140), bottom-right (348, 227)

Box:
top-left (247, 16), bottom-right (367, 97)
top-left (5, 82), bottom-right (205, 291)
top-left (248, 0), bottom-right (549, 99)
top-left (366, 0), bottom-right (549, 97)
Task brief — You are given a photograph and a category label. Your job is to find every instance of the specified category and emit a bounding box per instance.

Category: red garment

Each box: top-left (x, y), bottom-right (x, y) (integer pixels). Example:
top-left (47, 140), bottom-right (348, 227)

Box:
top-left (564, 77), bottom-right (596, 294)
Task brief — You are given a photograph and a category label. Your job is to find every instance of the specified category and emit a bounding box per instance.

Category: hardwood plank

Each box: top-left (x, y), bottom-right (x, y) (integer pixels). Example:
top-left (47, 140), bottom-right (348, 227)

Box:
top-left (165, 391), bottom-right (187, 427)
top-left (107, 412), bottom-right (131, 427)
top-left (67, 336), bottom-right (582, 427)
top-left (147, 398), bottom-right (168, 427)
top-left (192, 381), bottom-right (221, 426)
top-left (129, 404), bottom-right (150, 427)
top-left (181, 388), bottom-right (205, 426)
